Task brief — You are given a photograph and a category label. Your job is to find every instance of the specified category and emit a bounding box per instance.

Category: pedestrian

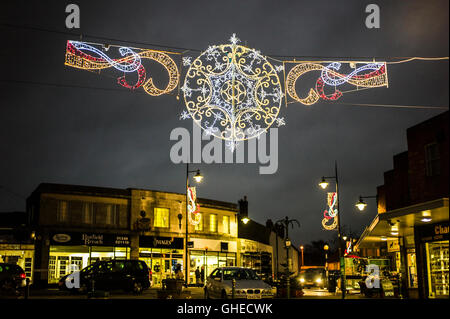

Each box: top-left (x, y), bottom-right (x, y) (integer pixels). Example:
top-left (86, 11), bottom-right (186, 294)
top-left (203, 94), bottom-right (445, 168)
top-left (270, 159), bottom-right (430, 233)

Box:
top-left (175, 263), bottom-right (184, 281)
top-left (200, 265), bottom-right (205, 284)
top-left (195, 267), bottom-right (201, 286)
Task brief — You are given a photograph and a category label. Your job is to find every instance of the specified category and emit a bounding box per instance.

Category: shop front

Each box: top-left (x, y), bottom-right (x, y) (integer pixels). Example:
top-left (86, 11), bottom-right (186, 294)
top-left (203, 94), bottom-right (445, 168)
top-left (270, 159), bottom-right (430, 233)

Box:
top-left (239, 238), bottom-right (273, 281)
top-left (415, 222), bottom-right (449, 298)
top-left (48, 232), bottom-right (130, 284)
top-left (189, 238), bottom-right (237, 285)
top-left (138, 236), bottom-right (184, 286)
top-left (0, 243), bottom-right (34, 281)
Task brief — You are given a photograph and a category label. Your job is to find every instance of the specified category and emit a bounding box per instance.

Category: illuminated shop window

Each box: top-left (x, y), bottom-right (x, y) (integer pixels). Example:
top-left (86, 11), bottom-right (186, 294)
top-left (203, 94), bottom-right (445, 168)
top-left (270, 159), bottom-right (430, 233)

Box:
top-left (195, 213), bottom-right (203, 231)
top-left (154, 208), bottom-right (170, 228)
top-left (223, 216), bottom-right (230, 234)
top-left (209, 214), bottom-right (218, 233)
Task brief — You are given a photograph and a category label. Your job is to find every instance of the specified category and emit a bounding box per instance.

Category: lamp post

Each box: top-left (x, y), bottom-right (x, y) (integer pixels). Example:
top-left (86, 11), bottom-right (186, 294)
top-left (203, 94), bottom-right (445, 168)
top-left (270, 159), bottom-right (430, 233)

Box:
top-left (275, 216), bottom-right (300, 299)
top-left (324, 244), bottom-right (329, 288)
top-left (300, 245), bottom-right (304, 268)
top-left (318, 160), bottom-right (346, 299)
top-left (355, 195), bottom-right (377, 211)
top-left (185, 163), bottom-right (203, 287)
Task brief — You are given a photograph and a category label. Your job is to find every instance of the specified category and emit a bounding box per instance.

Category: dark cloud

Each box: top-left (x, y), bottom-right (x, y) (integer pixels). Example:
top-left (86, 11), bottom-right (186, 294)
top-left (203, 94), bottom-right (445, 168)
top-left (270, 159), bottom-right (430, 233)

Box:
top-left (1, 0), bottom-right (448, 246)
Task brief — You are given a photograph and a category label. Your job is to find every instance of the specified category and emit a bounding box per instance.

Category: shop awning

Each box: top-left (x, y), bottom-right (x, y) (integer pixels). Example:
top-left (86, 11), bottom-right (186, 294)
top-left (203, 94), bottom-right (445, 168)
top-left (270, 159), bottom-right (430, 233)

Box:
top-left (356, 198), bottom-right (449, 249)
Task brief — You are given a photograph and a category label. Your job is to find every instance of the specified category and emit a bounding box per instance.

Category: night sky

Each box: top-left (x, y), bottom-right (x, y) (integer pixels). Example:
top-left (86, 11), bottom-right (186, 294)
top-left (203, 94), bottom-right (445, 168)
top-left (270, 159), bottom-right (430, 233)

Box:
top-left (1, 0), bottom-right (448, 247)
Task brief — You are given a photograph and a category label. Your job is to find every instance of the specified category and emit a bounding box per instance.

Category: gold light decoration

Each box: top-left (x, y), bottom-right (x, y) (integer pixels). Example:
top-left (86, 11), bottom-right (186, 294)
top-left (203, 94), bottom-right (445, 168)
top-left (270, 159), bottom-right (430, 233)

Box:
top-left (285, 61), bottom-right (388, 105)
top-left (181, 34), bottom-right (285, 149)
top-left (322, 192), bottom-right (338, 230)
top-left (65, 41), bottom-right (179, 96)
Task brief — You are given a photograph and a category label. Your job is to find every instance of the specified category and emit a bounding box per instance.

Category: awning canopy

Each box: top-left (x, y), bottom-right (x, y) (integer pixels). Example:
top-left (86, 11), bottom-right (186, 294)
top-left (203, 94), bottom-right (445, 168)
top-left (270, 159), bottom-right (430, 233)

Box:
top-left (356, 198), bottom-right (449, 249)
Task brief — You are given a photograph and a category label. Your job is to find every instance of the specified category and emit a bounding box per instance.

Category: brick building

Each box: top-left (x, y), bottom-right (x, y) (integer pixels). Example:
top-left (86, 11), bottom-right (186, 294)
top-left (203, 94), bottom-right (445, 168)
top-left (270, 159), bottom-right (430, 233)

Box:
top-left (356, 111), bottom-right (449, 299)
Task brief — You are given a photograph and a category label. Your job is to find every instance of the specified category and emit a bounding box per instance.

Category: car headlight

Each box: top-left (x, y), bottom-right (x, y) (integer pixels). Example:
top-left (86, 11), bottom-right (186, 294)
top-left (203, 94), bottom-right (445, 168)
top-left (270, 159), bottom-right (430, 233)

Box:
top-left (299, 278), bottom-right (305, 283)
top-left (315, 278), bottom-right (322, 283)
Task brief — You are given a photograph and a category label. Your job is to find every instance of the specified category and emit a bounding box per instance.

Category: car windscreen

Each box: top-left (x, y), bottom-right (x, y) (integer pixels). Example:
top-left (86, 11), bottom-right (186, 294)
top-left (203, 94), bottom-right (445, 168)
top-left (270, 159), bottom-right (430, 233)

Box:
top-left (222, 269), bottom-right (260, 281)
top-left (303, 269), bottom-right (325, 278)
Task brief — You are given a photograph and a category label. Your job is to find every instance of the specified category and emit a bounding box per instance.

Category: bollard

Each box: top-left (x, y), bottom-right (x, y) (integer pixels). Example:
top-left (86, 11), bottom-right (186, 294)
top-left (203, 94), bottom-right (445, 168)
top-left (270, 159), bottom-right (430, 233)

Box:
top-left (232, 279), bottom-right (236, 299)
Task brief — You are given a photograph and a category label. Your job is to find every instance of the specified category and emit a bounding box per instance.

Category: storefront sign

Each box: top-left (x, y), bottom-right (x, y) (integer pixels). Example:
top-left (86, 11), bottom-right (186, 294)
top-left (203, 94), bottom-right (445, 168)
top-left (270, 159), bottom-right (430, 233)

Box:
top-left (387, 239), bottom-right (400, 252)
top-left (416, 222), bottom-right (450, 243)
top-left (139, 236), bottom-right (183, 249)
top-left (50, 232), bottom-right (130, 247)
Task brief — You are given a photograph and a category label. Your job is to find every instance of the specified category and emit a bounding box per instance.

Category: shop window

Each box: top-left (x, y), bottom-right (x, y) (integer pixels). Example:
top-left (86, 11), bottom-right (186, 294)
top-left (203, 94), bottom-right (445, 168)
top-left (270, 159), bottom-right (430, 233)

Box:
top-left (222, 216), bottom-right (230, 234)
top-left (407, 251), bottom-right (418, 288)
top-left (24, 258), bottom-right (32, 278)
top-left (426, 241), bottom-right (449, 298)
top-left (194, 213), bottom-right (203, 231)
top-left (425, 143), bottom-right (441, 176)
top-left (57, 201), bottom-right (68, 223)
top-left (209, 214), bottom-right (218, 233)
top-left (154, 208), bottom-right (170, 228)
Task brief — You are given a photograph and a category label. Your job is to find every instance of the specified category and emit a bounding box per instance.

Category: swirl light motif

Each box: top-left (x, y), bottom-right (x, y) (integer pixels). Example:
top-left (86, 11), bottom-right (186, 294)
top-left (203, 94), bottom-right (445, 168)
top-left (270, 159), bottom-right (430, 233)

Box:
top-left (187, 187), bottom-right (201, 226)
top-left (286, 61), bottom-right (388, 105)
top-left (322, 192), bottom-right (338, 230)
top-left (181, 35), bottom-right (284, 147)
top-left (65, 41), bottom-right (179, 96)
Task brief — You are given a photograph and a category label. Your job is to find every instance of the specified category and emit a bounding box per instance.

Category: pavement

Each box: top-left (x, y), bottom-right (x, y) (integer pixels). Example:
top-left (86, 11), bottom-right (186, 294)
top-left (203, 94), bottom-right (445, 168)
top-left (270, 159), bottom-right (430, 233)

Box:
top-left (2, 286), bottom-right (395, 299)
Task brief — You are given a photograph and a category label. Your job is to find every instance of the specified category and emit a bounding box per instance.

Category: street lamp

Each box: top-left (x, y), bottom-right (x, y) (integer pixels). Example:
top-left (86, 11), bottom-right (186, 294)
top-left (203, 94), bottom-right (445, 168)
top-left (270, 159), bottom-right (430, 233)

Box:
top-left (185, 163), bottom-right (203, 287)
top-left (300, 246), bottom-right (304, 268)
top-left (318, 161), bottom-right (346, 299)
top-left (355, 195), bottom-right (377, 211)
top-left (319, 177), bottom-right (329, 189)
top-left (324, 244), bottom-right (329, 288)
top-left (241, 217), bottom-right (250, 224)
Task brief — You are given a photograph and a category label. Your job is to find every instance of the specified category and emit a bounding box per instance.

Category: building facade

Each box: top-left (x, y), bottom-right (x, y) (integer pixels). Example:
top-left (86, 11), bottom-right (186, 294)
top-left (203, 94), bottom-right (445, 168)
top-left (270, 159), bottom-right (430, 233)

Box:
top-left (27, 183), bottom-right (292, 286)
top-left (356, 111), bottom-right (449, 299)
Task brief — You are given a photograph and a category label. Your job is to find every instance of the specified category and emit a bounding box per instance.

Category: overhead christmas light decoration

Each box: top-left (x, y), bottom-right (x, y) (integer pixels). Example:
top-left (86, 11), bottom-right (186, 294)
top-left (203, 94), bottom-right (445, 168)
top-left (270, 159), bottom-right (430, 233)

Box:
top-left (286, 61), bottom-right (388, 105)
top-left (65, 40), bottom-right (180, 96)
top-left (187, 186), bottom-right (201, 226)
top-left (63, 36), bottom-right (395, 149)
top-left (322, 192), bottom-right (338, 230)
top-left (181, 34), bottom-right (285, 149)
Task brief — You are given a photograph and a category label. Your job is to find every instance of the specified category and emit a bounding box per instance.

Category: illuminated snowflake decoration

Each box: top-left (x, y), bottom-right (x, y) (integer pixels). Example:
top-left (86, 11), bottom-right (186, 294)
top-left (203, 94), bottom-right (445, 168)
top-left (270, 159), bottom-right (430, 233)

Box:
top-left (182, 35), bottom-right (284, 147)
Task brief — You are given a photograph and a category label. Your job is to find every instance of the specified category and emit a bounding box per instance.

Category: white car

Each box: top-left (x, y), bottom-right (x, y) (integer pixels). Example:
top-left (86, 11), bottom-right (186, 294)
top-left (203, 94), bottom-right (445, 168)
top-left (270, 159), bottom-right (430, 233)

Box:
top-left (204, 267), bottom-right (276, 299)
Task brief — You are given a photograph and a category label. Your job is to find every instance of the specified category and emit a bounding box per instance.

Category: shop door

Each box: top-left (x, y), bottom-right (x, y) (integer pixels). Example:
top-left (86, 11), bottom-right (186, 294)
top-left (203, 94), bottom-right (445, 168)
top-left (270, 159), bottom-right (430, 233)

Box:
top-left (57, 256), bottom-right (70, 279)
top-left (70, 257), bottom-right (83, 272)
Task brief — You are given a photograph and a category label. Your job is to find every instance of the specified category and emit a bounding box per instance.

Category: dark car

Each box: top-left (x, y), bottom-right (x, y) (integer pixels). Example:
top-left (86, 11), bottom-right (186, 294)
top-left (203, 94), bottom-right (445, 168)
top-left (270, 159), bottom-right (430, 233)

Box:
top-left (0, 263), bottom-right (27, 295)
top-left (298, 268), bottom-right (327, 289)
top-left (58, 260), bottom-right (150, 294)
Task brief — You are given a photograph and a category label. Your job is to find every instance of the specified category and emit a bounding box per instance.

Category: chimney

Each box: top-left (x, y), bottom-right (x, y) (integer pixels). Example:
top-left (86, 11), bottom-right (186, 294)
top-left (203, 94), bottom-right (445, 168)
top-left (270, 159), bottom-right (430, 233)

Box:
top-left (238, 196), bottom-right (248, 219)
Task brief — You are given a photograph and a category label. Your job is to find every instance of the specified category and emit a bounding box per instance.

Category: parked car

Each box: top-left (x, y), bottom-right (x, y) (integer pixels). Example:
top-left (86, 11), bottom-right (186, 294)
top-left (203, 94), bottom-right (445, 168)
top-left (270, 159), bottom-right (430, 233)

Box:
top-left (58, 259), bottom-right (151, 294)
top-left (0, 263), bottom-right (27, 295)
top-left (204, 267), bottom-right (276, 299)
top-left (298, 268), bottom-right (327, 289)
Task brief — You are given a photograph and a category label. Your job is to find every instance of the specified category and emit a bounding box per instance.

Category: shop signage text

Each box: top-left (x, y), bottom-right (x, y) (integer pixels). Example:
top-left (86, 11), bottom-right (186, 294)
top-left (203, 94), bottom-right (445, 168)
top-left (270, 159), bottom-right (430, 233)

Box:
top-left (50, 232), bottom-right (130, 247)
top-left (139, 236), bottom-right (184, 249)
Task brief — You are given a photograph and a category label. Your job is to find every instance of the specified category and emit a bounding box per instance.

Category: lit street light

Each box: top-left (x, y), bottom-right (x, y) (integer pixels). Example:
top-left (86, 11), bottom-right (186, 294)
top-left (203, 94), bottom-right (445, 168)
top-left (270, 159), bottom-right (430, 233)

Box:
top-left (318, 161), bottom-right (346, 299)
top-left (355, 195), bottom-right (377, 211)
top-left (185, 164), bottom-right (203, 287)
